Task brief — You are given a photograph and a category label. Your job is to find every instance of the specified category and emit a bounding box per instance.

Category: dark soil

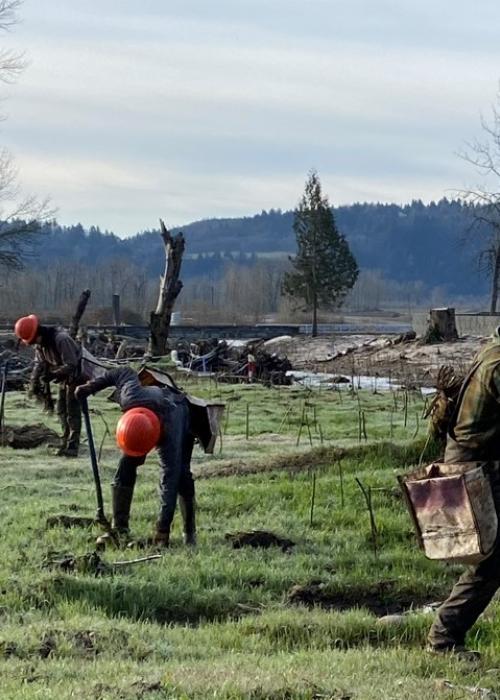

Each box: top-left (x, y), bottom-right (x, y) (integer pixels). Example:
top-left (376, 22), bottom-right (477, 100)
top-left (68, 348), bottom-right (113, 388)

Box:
top-left (226, 530), bottom-right (295, 552)
top-left (287, 580), bottom-right (442, 616)
top-left (3, 423), bottom-right (60, 449)
top-left (195, 440), bottom-right (430, 480)
top-left (46, 515), bottom-right (95, 529)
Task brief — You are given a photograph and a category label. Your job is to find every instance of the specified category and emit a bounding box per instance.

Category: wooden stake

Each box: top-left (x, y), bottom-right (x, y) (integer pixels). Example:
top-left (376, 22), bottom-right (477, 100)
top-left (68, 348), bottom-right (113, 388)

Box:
top-left (339, 459), bottom-right (345, 508)
top-left (362, 411), bottom-right (367, 441)
top-left (309, 472), bottom-right (317, 526)
top-left (355, 477), bottom-right (378, 557)
top-left (278, 405), bottom-right (292, 434)
top-left (413, 411), bottom-right (420, 439)
top-left (245, 403), bottom-right (250, 440)
top-left (296, 420), bottom-right (304, 447)
top-left (305, 414), bottom-right (313, 447)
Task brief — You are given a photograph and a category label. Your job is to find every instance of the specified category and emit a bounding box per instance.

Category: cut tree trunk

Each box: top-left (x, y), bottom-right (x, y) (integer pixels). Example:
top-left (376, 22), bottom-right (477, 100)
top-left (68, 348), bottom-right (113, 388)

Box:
top-left (426, 308), bottom-right (459, 342)
top-left (148, 219), bottom-right (185, 356)
top-left (69, 289), bottom-right (91, 339)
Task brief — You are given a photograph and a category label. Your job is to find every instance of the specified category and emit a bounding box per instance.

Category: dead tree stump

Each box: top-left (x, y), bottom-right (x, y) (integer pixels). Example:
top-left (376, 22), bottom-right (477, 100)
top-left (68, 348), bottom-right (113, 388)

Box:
top-left (148, 219), bottom-right (185, 357)
top-left (424, 308), bottom-right (458, 343)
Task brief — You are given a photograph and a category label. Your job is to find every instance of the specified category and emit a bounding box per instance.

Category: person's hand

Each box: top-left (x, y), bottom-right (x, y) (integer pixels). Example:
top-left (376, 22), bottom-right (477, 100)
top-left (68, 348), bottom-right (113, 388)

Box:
top-left (75, 384), bottom-right (92, 402)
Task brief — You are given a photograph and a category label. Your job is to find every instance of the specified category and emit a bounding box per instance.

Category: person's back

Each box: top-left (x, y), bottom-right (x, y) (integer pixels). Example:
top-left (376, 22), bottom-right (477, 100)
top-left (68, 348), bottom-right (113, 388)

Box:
top-left (446, 339), bottom-right (500, 462)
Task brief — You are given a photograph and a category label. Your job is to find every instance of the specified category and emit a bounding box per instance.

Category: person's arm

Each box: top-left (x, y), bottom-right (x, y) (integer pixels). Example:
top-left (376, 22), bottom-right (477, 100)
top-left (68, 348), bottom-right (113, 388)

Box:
top-left (52, 334), bottom-right (82, 381)
top-left (75, 366), bottom-right (137, 400)
top-left (30, 347), bottom-right (45, 384)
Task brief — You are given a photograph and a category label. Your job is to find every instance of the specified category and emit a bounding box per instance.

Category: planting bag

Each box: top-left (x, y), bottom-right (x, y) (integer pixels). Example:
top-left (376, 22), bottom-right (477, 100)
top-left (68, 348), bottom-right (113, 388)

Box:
top-left (398, 462), bottom-right (498, 564)
top-left (138, 366), bottom-right (225, 454)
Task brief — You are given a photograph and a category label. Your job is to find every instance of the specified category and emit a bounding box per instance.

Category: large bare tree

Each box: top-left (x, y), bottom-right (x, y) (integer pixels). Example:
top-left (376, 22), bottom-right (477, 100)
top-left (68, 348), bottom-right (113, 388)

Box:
top-left (148, 220), bottom-right (185, 356)
top-left (0, 1), bottom-right (51, 272)
top-left (459, 89), bottom-right (500, 312)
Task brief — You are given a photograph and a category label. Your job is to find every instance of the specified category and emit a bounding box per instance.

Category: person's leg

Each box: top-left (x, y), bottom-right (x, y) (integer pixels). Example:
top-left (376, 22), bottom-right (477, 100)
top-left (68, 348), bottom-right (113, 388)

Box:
top-left (178, 435), bottom-right (196, 545)
top-left (155, 399), bottom-right (192, 544)
top-left (65, 384), bottom-right (81, 456)
top-left (111, 453), bottom-right (145, 530)
top-left (56, 384), bottom-right (69, 452)
top-left (96, 454), bottom-right (145, 547)
top-left (428, 544), bottom-right (500, 648)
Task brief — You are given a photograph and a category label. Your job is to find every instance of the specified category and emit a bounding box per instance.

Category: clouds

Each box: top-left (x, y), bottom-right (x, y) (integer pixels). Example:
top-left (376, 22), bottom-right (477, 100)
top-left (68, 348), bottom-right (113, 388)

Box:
top-left (0, 0), bottom-right (499, 234)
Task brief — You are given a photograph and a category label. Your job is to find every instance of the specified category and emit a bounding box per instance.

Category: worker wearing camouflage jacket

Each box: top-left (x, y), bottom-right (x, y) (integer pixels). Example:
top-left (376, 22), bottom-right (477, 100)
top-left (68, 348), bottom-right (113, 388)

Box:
top-left (428, 329), bottom-right (500, 659)
top-left (75, 366), bottom-right (196, 548)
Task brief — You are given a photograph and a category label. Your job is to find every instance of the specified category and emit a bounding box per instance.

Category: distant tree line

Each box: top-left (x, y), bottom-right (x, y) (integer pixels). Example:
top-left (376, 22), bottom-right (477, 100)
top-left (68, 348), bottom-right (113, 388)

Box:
top-left (16, 198), bottom-right (481, 297)
top-left (0, 197), bottom-right (491, 325)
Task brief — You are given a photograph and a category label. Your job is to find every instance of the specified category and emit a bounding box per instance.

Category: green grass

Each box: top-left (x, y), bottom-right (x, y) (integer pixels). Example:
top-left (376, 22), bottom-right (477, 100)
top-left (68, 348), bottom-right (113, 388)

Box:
top-left (0, 381), bottom-right (497, 699)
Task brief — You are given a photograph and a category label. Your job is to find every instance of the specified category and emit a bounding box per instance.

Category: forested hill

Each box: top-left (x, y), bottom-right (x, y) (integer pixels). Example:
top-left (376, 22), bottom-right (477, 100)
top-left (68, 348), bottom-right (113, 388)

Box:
top-left (33, 199), bottom-right (481, 295)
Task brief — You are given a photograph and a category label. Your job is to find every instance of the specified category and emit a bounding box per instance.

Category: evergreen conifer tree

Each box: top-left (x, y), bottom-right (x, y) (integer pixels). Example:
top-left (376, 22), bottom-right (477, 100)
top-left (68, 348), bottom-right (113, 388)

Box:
top-left (283, 171), bottom-right (358, 336)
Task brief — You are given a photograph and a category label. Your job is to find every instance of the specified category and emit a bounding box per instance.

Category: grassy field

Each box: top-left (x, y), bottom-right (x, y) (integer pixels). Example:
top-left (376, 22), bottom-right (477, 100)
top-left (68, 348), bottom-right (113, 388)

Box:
top-left (0, 379), bottom-right (499, 699)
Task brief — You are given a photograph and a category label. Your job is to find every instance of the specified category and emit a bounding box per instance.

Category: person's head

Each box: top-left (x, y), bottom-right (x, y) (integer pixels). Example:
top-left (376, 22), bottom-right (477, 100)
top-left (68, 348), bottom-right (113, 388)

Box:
top-left (116, 407), bottom-right (161, 457)
top-left (14, 314), bottom-right (40, 345)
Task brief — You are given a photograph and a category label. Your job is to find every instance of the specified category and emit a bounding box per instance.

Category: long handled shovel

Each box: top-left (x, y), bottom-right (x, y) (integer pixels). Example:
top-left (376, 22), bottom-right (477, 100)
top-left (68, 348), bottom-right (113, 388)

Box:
top-left (80, 396), bottom-right (112, 530)
top-left (0, 361), bottom-right (8, 445)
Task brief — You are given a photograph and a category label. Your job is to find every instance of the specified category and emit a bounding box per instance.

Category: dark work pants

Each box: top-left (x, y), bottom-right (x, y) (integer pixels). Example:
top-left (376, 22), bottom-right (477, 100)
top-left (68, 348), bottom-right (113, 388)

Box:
top-left (57, 383), bottom-right (82, 452)
top-left (428, 461), bottom-right (500, 648)
top-left (113, 397), bottom-right (195, 532)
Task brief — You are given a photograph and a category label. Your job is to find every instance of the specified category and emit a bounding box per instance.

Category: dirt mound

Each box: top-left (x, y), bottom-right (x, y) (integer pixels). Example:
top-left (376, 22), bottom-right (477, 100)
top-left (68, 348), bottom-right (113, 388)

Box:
top-left (195, 440), bottom-right (430, 480)
top-left (46, 515), bottom-right (95, 529)
top-left (287, 580), bottom-right (439, 616)
top-left (3, 423), bottom-right (60, 449)
top-left (226, 530), bottom-right (295, 552)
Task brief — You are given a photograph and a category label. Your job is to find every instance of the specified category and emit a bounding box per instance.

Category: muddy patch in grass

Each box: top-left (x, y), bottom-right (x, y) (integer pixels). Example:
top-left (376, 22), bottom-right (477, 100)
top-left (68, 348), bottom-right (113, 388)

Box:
top-left (287, 580), bottom-right (442, 616)
top-left (226, 530), bottom-right (295, 552)
top-left (195, 441), bottom-right (431, 480)
top-left (46, 514), bottom-right (95, 529)
top-left (3, 423), bottom-right (59, 449)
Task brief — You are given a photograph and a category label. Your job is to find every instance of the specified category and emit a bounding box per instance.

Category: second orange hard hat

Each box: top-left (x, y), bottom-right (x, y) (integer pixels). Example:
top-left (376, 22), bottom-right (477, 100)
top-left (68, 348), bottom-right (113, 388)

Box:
top-left (14, 314), bottom-right (39, 345)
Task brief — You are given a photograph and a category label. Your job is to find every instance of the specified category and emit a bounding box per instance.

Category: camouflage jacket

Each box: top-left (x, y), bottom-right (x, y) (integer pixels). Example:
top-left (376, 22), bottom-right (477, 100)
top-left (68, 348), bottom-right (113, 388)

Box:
top-left (446, 331), bottom-right (500, 461)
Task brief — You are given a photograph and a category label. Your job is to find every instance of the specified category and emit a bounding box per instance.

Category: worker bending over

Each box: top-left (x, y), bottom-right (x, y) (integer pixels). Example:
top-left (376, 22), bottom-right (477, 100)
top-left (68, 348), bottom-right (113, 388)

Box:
top-left (75, 365), bottom-right (196, 548)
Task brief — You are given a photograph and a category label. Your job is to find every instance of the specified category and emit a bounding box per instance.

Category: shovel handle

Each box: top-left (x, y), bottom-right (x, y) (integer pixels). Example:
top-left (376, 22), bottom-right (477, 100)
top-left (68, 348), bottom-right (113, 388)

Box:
top-left (80, 397), bottom-right (108, 523)
top-left (0, 361), bottom-right (8, 435)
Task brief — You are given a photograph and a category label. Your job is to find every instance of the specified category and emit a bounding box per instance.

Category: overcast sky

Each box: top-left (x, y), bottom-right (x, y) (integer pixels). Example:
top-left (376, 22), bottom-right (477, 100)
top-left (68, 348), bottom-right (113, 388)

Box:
top-left (1, 0), bottom-right (500, 236)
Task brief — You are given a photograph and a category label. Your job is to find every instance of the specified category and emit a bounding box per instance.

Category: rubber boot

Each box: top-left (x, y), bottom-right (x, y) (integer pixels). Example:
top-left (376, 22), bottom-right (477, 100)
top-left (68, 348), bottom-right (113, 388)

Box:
top-left (96, 484), bottom-right (134, 548)
top-left (152, 527), bottom-right (170, 548)
top-left (179, 496), bottom-right (196, 546)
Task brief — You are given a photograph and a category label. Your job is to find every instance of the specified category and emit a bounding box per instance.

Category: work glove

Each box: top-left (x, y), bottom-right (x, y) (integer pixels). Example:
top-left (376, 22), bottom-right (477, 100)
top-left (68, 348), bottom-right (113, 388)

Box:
top-left (50, 366), bottom-right (72, 382)
top-left (75, 384), bottom-right (92, 402)
top-left (26, 381), bottom-right (37, 399)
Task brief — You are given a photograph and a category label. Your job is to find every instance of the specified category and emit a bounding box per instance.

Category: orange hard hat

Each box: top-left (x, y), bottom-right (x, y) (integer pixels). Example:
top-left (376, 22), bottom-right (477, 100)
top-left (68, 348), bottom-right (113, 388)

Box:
top-left (116, 407), bottom-right (161, 457)
top-left (14, 314), bottom-right (39, 344)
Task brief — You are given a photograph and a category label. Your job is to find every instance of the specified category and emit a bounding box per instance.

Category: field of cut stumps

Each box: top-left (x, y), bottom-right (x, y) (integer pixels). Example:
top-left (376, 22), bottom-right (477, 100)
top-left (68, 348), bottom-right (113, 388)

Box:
top-left (0, 378), bottom-right (499, 699)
